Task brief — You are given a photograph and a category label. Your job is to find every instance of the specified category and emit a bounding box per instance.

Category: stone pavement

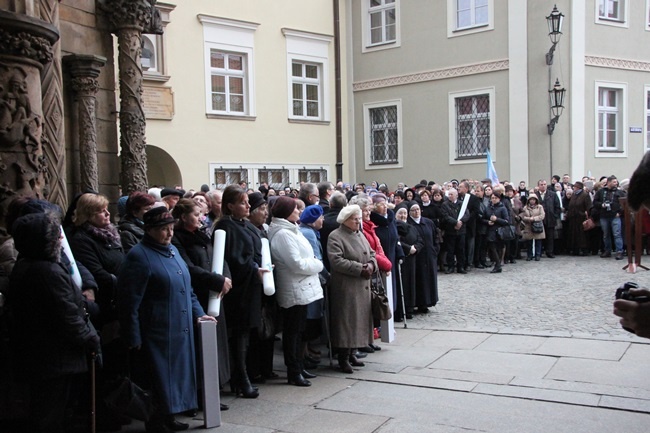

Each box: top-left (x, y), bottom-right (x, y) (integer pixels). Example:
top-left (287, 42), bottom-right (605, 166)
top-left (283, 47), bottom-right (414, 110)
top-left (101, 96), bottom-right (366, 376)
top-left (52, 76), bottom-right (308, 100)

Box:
top-left (122, 255), bottom-right (650, 432)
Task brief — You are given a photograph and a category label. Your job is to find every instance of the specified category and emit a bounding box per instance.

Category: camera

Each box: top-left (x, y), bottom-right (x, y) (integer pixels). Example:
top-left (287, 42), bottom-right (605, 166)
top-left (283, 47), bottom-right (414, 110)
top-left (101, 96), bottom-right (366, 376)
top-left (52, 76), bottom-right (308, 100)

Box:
top-left (615, 282), bottom-right (650, 334)
top-left (604, 200), bottom-right (612, 211)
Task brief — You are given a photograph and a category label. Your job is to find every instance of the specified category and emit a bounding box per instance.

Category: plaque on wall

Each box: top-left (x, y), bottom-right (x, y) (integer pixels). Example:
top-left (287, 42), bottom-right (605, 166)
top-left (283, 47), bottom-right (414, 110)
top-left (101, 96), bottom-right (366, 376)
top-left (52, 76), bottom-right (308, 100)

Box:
top-left (142, 85), bottom-right (174, 120)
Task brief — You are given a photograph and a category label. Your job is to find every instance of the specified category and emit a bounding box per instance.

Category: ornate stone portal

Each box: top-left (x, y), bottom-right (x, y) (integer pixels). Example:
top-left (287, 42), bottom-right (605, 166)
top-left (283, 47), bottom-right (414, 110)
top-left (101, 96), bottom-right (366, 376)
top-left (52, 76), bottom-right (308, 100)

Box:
top-left (99, 0), bottom-right (162, 194)
top-left (0, 10), bottom-right (58, 216)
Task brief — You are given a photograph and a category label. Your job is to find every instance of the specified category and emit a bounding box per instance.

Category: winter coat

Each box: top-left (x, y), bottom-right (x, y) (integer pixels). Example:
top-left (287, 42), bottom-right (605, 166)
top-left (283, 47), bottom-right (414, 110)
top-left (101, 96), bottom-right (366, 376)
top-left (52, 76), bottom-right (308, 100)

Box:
top-left (520, 203), bottom-right (546, 240)
top-left (566, 189), bottom-right (592, 250)
top-left (408, 216), bottom-right (439, 307)
top-left (213, 216), bottom-right (263, 330)
top-left (118, 215), bottom-right (145, 254)
top-left (396, 220), bottom-right (423, 309)
top-left (593, 186), bottom-right (626, 219)
top-left (536, 190), bottom-right (561, 227)
top-left (441, 199), bottom-right (471, 236)
top-left (327, 224), bottom-right (377, 348)
top-left (9, 213), bottom-right (99, 380)
top-left (320, 206), bottom-right (342, 271)
top-left (482, 201), bottom-right (510, 243)
top-left (171, 227), bottom-right (230, 384)
top-left (267, 218), bottom-right (323, 309)
top-left (69, 224), bottom-right (124, 327)
top-left (370, 209), bottom-right (405, 300)
top-left (362, 219), bottom-right (392, 272)
top-left (118, 234), bottom-right (204, 415)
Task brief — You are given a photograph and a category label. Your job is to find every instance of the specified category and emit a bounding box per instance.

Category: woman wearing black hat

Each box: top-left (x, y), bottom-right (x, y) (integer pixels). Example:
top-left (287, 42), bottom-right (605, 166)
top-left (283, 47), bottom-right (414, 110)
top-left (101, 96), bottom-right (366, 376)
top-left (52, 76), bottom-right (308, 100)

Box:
top-left (566, 181), bottom-right (592, 256)
top-left (119, 206), bottom-right (215, 432)
top-left (481, 191), bottom-right (510, 273)
top-left (213, 186), bottom-right (268, 398)
top-left (171, 199), bottom-right (232, 411)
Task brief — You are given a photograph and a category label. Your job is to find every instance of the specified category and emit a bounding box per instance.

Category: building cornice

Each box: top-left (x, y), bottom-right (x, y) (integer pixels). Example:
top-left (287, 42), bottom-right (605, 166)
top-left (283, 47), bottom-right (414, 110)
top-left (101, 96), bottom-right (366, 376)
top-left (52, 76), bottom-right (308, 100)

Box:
top-left (585, 55), bottom-right (650, 72)
top-left (352, 59), bottom-right (509, 92)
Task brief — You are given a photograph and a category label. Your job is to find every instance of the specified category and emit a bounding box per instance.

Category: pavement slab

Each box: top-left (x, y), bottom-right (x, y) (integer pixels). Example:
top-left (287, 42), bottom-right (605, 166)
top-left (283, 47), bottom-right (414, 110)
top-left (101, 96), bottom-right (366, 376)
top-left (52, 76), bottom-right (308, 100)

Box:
top-left (475, 334), bottom-right (547, 354)
top-left (532, 337), bottom-right (630, 360)
top-left (430, 349), bottom-right (558, 378)
top-left (402, 365), bottom-right (513, 385)
top-left (546, 357), bottom-right (650, 390)
top-left (412, 330), bottom-right (491, 349)
top-left (511, 377), bottom-right (650, 401)
top-left (350, 369), bottom-right (477, 392)
top-left (472, 382), bottom-right (602, 406)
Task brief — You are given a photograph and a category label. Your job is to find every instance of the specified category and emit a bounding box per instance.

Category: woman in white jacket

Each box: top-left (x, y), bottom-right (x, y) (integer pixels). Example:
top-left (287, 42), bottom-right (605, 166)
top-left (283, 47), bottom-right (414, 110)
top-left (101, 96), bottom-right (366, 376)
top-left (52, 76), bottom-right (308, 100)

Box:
top-left (267, 196), bottom-right (324, 387)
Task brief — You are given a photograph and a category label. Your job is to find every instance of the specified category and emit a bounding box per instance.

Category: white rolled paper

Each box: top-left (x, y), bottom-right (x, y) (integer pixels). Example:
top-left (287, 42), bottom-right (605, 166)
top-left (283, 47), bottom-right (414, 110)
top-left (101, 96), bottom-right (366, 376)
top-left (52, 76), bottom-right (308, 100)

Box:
top-left (260, 238), bottom-right (275, 296)
top-left (60, 226), bottom-right (82, 290)
top-left (208, 229), bottom-right (227, 317)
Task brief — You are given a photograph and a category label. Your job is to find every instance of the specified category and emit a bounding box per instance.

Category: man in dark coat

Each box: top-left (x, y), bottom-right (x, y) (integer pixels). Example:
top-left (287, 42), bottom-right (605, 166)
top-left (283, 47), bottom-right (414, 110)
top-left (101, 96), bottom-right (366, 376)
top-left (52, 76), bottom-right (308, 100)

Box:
top-left (458, 181), bottom-right (481, 271)
top-left (593, 175), bottom-right (626, 259)
top-left (320, 191), bottom-right (347, 271)
top-left (535, 179), bottom-right (561, 258)
top-left (441, 188), bottom-right (471, 273)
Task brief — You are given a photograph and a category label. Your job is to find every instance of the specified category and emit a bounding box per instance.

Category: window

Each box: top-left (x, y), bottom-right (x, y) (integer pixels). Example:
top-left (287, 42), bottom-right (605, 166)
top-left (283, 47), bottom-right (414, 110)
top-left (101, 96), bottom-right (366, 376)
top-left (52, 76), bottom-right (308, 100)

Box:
top-left (298, 168), bottom-right (327, 184)
top-left (363, 100), bottom-right (402, 168)
top-left (456, 0), bottom-right (488, 29)
top-left (199, 15), bottom-right (258, 118)
top-left (647, 0), bottom-right (650, 30)
top-left (362, 0), bottom-right (400, 52)
top-left (595, 82), bottom-right (627, 156)
top-left (646, 87), bottom-right (650, 151)
top-left (448, 0), bottom-right (493, 37)
top-left (209, 51), bottom-right (246, 113)
top-left (448, 88), bottom-right (495, 164)
top-left (283, 29), bottom-right (332, 123)
top-left (142, 3), bottom-right (175, 82)
top-left (257, 168), bottom-right (289, 191)
top-left (596, 0), bottom-right (627, 26)
top-left (213, 167), bottom-right (248, 190)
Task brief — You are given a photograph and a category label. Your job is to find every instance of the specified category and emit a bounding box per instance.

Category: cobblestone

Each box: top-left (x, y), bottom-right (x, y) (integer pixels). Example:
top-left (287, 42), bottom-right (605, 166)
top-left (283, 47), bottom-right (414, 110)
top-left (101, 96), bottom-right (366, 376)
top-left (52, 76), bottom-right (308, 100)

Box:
top-left (402, 255), bottom-right (650, 341)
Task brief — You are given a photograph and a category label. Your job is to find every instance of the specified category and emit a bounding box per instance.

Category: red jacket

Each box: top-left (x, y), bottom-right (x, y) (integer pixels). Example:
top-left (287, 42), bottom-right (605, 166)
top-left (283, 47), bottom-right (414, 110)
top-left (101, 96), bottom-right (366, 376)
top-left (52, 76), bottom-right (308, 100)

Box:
top-left (363, 220), bottom-right (393, 272)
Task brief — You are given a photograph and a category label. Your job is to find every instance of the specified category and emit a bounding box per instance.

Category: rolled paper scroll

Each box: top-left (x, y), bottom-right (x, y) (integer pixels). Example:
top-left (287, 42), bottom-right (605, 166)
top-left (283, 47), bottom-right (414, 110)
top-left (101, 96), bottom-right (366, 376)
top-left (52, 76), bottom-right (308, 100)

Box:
top-left (260, 238), bottom-right (275, 296)
top-left (208, 229), bottom-right (227, 316)
top-left (61, 226), bottom-right (82, 290)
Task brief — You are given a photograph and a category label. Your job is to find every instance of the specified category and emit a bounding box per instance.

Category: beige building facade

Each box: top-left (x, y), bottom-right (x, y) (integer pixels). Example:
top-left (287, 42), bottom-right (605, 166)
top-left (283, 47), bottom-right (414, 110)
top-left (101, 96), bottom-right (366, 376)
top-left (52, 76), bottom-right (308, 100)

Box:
top-left (143, 1), bottom-right (351, 192)
top-left (349, 0), bottom-right (650, 188)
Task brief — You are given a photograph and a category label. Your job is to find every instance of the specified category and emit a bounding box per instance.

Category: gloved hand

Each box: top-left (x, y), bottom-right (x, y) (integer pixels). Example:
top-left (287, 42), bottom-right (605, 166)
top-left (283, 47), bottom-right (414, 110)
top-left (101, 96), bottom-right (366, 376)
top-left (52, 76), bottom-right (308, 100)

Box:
top-left (360, 263), bottom-right (373, 279)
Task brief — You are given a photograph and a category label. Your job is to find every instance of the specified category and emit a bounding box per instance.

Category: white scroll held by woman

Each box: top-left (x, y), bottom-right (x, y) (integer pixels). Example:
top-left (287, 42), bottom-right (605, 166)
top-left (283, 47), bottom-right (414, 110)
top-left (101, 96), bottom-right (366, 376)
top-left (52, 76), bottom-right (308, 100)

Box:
top-left (208, 229), bottom-right (227, 317)
top-left (260, 238), bottom-right (275, 296)
top-left (61, 226), bottom-right (82, 290)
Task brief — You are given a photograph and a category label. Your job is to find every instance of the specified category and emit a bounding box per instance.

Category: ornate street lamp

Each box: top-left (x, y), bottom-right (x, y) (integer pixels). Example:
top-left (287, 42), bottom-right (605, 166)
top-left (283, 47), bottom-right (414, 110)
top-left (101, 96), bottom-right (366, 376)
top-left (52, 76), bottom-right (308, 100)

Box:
top-left (547, 78), bottom-right (566, 135)
top-left (545, 5), bottom-right (564, 65)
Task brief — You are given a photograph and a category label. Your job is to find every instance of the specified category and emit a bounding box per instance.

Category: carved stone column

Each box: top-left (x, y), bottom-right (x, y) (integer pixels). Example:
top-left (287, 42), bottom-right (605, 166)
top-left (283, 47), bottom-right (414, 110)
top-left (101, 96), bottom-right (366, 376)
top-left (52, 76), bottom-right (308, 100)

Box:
top-left (99, 0), bottom-right (162, 194)
top-left (63, 55), bottom-right (107, 193)
top-left (0, 10), bottom-right (58, 210)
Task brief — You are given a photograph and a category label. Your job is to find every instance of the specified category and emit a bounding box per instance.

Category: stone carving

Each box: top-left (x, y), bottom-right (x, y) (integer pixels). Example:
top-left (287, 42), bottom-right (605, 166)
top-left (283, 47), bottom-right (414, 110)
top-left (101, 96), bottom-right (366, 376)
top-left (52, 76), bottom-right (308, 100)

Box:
top-left (99, 0), bottom-right (161, 33)
top-left (0, 28), bottom-right (54, 65)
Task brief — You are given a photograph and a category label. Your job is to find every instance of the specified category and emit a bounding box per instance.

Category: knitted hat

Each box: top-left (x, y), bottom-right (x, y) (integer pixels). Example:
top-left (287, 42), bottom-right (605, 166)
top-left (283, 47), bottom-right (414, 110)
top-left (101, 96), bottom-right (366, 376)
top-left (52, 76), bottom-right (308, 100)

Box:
top-left (300, 205), bottom-right (323, 224)
top-left (272, 196), bottom-right (296, 219)
top-left (371, 193), bottom-right (387, 204)
top-left (248, 192), bottom-right (266, 212)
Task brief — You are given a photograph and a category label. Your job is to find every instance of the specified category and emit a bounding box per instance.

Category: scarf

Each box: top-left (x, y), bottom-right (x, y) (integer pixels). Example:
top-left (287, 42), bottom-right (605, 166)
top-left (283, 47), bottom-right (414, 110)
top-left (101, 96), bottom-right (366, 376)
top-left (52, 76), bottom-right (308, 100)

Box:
top-left (81, 222), bottom-right (122, 247)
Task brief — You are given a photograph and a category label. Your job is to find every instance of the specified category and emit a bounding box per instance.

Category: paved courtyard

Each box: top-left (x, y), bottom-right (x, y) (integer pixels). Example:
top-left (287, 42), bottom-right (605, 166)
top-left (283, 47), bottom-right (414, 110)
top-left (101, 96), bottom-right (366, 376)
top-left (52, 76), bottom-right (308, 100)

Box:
top-left (120, 254), bottom-right (650, 433)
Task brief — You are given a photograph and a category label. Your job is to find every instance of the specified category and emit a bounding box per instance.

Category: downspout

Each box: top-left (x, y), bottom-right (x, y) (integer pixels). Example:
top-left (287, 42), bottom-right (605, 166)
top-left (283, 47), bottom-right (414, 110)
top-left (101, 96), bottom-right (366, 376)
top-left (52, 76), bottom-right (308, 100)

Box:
top-left (333, 0), bottom-right (343, 182)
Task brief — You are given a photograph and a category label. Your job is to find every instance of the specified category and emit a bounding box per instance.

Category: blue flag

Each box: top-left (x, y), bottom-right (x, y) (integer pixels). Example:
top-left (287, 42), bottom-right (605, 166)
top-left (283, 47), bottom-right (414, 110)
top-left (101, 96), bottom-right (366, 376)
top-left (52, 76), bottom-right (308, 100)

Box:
top-left (487, 150), bottom-right (499, 185)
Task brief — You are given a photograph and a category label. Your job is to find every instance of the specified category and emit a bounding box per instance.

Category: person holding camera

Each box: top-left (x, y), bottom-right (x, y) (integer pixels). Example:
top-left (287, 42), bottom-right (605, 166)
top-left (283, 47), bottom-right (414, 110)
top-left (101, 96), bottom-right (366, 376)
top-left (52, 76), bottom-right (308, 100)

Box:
top-left (593, 175), bottom-right (626, 259)
top-left (613, 152), bottom-right (650, 338)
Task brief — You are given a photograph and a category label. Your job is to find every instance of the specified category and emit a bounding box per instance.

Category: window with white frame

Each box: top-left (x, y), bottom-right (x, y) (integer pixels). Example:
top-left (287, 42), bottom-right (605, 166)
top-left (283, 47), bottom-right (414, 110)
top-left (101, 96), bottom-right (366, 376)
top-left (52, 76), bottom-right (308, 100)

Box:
top-left (364, 101), bottom-right (401, 167)
top-left (199, 15), bottom-right (258, 118)
top-left (597, 0), bottom-right (627, 25)
top-left (209, 163), bottom-right (331, 190)
top-left (596, 83), bottom-right (626, 154)
top-left (141, 3), bottom-right (174, 81)
top-left (298, 168), bottom-right (328, 184)
top-left (283, 29), bottom-right (332, 122)
top-left (455, 94), bottom-right (490, 158)
top-left (213, 167), bottom-right (248, 190)
top-left (447, 0), bottom-right (493, 37)
top-left (258, 168), bottom-right (290, 191)
top-left (448, 88), bottom-right (495, 163)
top-left (362, 0), bottom-right (400, 52)
top-left (646, 87), bottom-right (650, 151)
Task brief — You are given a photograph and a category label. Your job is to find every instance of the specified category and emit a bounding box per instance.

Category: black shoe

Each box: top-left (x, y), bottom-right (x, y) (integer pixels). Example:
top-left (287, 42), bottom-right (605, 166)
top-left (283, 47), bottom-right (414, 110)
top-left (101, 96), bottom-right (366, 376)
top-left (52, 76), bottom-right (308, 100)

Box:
top-left (369, 344), bottom-right (381, 351)
top-left (475, 264), bottom-right (486, 269)
top-left (250, 375), bottom-right (266, 384)
top-left (353, 350), bottom-right (367, 358)
top-left (444, 269), bottom-right (454, 274)
top-left (304, 354), bottom-right (320, 365)
top-left (166, 418), bottom-right (189, 432)
top-left (145, 421), bottom-right (173, 433)
top-left (263, 371), bottom-right (280, 379)
top-left (338, 357), bottom-right (353, 374)
top-left (534, 257), bottom-right (540, 261)
top-left (600, 252), bottom-right (611, 258)
top-left (358, 345), bottom-right (374, 353)
top-left (303, 357), bottom-right (319, 369)
top-left (220, 403), bottom-right (229, 411)
top-left (526, 257), bottom-right (532, 261)
top-left (349, 355), bottom-right (365, 367)
top-left (457, 269), bottom-right (467, 274)
top-left (394, 317), bottom-right (404, 323)
top-left (418, 307), bottom-right (429, 314)
top-left (546, 253), bottom-right (555, 258)
top-left (288, 373), bottom-right (311, 387)
top-left (406, 313), bottom-right (414, 320)
top-left (301, 369), bottom-right (317, 378)
top-left (616, 252), bottom-right (625, 260)
top-left (490, 267), bottom-right (502, 273)
top-left (181, 409), bottom-right (197, 417)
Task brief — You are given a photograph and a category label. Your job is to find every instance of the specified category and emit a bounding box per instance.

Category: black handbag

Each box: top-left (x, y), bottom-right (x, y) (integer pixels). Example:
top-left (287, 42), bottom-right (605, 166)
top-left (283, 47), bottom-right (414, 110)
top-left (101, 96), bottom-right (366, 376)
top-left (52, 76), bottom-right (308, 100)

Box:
top-left (497, 224), bottom-right (516, 241)
top-left (370, 271), bottom-right (392, 321)
top-left (531, 221), bottom-right (544, 234)
top-left (104, 376), bottom-right (153, 422)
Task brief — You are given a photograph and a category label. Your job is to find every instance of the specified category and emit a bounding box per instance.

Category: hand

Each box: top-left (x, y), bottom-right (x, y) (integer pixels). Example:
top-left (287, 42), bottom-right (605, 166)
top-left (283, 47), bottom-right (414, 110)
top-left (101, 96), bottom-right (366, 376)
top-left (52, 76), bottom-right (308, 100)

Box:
top-left (490, 215), bottom-right (496, 221)
top-left (221, 277), bottom-right (232, 295)
top-left (613, 289), bottom-right (650, 338)
top-left (360, 263), bottom-right (373, 279)
top-left (409, 245), bottom-right (416, 255)
top-left (82, 289), bottom-right (95, 302)
top-left (197, 315), bottom-right (217, 324)
top-left (257, 267), bottom-right (271, 281)
top-left (455, 221), bottom-right (462, 230)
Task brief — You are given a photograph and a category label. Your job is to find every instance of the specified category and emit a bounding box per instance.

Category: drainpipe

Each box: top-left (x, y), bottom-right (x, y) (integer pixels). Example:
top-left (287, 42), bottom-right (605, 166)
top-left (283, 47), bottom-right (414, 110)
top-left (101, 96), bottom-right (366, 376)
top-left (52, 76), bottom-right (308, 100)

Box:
top-left (333, 0), bottom-right (343, 182)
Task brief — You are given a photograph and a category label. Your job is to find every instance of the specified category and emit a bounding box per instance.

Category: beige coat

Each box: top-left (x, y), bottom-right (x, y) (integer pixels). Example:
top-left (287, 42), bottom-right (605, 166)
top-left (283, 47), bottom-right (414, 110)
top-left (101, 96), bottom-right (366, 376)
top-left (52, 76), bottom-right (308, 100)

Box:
top-left (327, 224), bottom-right (377, 349)
top-left (521, 203), bottom-right (546, 240)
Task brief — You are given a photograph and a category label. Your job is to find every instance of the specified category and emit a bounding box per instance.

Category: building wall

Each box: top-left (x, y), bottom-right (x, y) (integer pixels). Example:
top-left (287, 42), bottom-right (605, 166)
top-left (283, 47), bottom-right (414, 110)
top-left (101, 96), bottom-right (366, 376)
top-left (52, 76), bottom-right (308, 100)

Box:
top-left (144, 0), bottom-right (349, 191)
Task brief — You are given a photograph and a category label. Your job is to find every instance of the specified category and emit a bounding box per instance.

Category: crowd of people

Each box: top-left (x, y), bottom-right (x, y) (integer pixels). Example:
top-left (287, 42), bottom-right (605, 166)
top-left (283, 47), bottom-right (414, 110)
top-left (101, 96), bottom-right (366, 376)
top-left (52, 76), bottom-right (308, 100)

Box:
top-left (0, 167), bottom-right (644, 432)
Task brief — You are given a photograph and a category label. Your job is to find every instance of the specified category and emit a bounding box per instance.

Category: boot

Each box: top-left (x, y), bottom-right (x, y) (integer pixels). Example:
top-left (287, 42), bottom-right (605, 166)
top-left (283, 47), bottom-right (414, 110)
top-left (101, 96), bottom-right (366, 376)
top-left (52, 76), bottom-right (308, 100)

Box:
top-left (490, 264), bottom-right (502, 273)
top-left (337, 349), bottom-right (353, 373)
top-left (232, 333), bottom-right (259, 398)
top-left (348, 353), bottom-right (365, 367)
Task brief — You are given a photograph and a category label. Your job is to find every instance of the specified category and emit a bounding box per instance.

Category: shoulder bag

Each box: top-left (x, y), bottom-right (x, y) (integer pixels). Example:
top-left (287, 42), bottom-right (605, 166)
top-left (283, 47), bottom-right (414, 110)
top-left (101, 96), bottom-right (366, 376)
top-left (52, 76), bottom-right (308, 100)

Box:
top-left (370, 271), bottom-right (392, 321)
top-left (531, 220), bottom-right (544, 234)
top-left (497, 224), bottom-right (516, 241)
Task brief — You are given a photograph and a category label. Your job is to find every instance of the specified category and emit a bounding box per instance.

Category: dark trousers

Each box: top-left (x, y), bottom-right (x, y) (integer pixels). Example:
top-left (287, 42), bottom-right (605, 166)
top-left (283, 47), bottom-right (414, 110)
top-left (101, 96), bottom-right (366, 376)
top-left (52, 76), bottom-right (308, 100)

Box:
top-left (445, 234), bottom-right (466, 270)
top-left (281, 305), bottom-right (307, 375)
top-left (29, 373), bottom-right (83, 433)
top-left (544, 226), bottom-right (555, 255)
top-left (488, 240), bottom-right (504, 269)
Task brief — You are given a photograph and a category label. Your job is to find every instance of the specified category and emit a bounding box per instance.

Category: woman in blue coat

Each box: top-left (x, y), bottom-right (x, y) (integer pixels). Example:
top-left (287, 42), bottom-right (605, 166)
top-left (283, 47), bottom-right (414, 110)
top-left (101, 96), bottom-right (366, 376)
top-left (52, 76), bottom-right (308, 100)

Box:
top-left (119, 207), bottom-right (215, 433)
